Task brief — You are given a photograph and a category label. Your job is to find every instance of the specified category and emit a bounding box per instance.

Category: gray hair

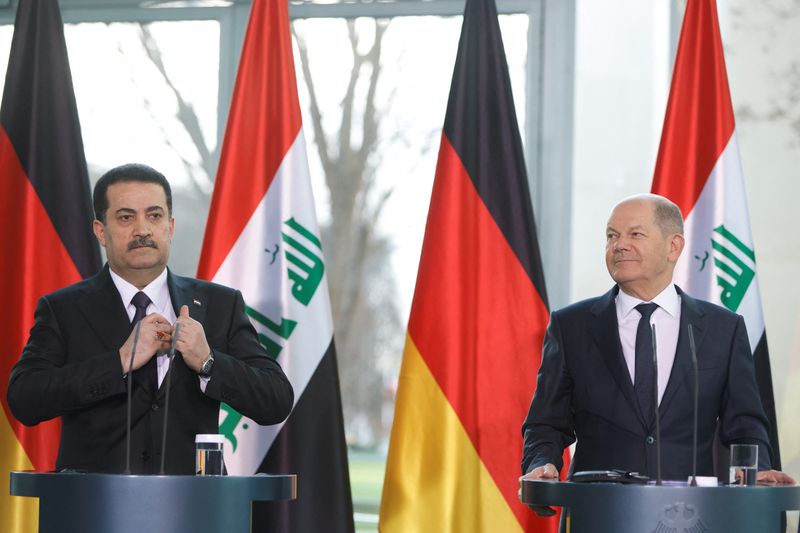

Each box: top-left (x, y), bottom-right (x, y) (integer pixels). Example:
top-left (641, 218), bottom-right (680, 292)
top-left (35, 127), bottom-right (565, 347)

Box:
top-left (652, 196), bottom-right (684, 236)
top-left (615, 193), bottom-right (684, 236)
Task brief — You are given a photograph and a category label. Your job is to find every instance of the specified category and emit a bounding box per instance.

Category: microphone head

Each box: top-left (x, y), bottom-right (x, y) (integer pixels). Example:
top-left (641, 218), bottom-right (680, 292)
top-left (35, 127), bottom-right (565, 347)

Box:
top-left (650, 323), bottom-right (657, 362)
top-left (687, 324), bottom-right (697, 363)
top-left (169, 322), bottom-right (180, 357)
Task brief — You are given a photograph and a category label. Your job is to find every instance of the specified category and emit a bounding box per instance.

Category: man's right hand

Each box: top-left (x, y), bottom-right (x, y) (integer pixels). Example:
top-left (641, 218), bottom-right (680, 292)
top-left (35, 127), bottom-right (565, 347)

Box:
top-left (119, 313), bottom-right (172, 373)
top-left (519, 463), bottom-right (560, 516)
top-left (526, 463), bottom-right (559, 481)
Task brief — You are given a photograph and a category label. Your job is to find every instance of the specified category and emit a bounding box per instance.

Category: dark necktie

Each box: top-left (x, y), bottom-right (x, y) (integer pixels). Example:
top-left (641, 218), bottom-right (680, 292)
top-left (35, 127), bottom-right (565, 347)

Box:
top-left (130, 291), bottom-right (157, 392)
top-left (131, 291), bottom-right (151, 326)
top-left (634, 302), bottom-right (659, 425)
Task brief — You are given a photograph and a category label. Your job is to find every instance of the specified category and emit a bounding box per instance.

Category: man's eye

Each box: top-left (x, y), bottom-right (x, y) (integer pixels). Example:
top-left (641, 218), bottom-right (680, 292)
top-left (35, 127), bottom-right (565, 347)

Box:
top-left (149, 213), bottom-right (162, 220)
top-left (119, 215), bottom-right (132, 222)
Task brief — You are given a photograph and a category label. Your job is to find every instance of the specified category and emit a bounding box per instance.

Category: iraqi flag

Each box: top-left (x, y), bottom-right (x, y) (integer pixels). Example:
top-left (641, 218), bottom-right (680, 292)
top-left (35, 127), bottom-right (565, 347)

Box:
top-left (379, 0), bottom-right (564, 531)
top-left (0, 0), bottom-right (101, 530)
top-left (196, 0), bottom-right (353, 531)
top-left (651, 0), bottom-right (781, 469)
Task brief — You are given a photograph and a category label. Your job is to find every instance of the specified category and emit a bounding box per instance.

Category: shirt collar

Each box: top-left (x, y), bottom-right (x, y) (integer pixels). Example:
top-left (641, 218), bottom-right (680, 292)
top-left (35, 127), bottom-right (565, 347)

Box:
top-left (616, 283), bottom-right (681, 318)
top-left (109, 267), bottom-right (170, 311)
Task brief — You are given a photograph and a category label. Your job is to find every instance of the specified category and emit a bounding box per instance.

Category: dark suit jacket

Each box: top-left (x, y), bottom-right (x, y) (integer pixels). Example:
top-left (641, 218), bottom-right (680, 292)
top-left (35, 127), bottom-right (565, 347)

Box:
top-left (7, 265), bottom-right (293, 474)
top-left (521, 285), bottom-right (771, 480)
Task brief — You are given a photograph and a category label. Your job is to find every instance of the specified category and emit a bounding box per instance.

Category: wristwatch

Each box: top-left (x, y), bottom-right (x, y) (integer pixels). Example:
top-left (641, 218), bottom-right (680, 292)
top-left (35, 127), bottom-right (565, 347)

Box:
top-left (199, 352), bottom-right (215, 377)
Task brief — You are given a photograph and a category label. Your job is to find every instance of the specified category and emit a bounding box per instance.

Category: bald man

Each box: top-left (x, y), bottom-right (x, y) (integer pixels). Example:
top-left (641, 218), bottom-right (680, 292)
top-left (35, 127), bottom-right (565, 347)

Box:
top-left (521, 194), bottom-right (791, 507)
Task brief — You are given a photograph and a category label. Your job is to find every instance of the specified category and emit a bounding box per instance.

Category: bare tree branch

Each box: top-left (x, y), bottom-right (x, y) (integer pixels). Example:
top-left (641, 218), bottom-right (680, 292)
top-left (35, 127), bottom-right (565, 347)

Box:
top-left (293, 19), bottom-right (403, 446)
top-left (359, 20), bottom-right (387, 164)
top-left (137, 24), bottom-right (214, 184)
top-left (339, 20), bottom-right (362, 164)
top-left (293, 25), bottom-right (335, 178)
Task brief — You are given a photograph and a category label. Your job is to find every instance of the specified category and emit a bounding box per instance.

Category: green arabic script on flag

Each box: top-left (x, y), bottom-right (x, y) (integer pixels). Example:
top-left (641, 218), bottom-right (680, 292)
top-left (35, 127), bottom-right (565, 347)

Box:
top-left (220, 216), bottom-right (326, 454)
top-left (283, 217), bottom-right (325, 305)
top-left (710, 224), bottom-right (755, 312)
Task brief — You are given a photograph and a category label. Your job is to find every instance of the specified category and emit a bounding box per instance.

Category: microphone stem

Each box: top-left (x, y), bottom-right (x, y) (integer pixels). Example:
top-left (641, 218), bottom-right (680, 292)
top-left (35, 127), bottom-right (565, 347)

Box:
top-left (692, 368), bottom-right (698, 484)
top-left (652, 323), bottom-right (661, 486)
top-left (125, 320), bottom-right (142, 475)
top-left (160, 322), bottom-right (179, 475)
top-left (689, 324), bottom-right (699, 487)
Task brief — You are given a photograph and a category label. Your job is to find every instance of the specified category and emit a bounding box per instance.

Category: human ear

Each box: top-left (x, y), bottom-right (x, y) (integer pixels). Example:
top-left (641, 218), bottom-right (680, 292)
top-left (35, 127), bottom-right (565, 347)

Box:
top-left (668, 233), bottom-right (685, 262)
top-left (92, 219), bottom-right (107, 247)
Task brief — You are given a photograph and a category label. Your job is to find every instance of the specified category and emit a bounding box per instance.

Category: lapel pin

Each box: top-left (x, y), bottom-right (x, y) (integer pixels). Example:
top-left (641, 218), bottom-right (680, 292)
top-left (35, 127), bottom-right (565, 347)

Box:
top-left (193, 299), bottom-right (202, 307)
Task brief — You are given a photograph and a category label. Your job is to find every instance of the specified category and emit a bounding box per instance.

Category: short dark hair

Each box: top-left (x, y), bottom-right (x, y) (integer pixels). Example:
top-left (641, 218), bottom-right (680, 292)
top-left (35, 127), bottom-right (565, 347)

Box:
top-left (93, 163), bottom-right (172, 223)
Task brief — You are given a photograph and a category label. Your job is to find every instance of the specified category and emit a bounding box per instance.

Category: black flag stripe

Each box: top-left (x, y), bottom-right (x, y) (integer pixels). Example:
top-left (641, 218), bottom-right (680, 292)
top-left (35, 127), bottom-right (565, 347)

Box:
top-left (253, 341), bottom-right (355, 533)
top-left (442, 0), bottom-right (548, 308)
top-left (0, 0), bottom-right (100, 279)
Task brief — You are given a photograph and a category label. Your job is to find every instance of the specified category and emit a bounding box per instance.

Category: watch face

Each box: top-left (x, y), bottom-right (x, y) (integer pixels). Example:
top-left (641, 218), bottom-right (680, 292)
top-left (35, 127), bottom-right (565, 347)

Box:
top-left (202, 357), bottom-right (214, 375)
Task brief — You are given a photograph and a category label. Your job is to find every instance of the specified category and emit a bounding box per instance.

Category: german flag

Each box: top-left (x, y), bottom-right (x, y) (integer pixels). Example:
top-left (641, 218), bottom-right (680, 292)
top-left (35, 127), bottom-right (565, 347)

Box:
top-left (0, 1), bottom-right (101, 530)
top-left (380, 0), bottom-right (563, 531)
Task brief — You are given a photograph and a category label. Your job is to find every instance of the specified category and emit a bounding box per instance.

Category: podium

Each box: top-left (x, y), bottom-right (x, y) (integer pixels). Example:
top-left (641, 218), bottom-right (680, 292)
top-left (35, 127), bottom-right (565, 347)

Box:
top-left (520, 479), bottom-right (800, 532)
top-left (10, 471), bottom-right (296, 533)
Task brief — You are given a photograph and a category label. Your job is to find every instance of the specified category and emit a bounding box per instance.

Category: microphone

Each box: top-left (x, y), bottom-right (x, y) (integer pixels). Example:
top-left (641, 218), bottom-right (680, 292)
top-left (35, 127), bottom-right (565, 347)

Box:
top-left (159, 322), bottom-right (180, 475)
top-left (651, 323), bottom-right (662, 485)
top-left (124, 320), bottom-right (143, 475)
top-left (687, 324), bottom-right (699, 487)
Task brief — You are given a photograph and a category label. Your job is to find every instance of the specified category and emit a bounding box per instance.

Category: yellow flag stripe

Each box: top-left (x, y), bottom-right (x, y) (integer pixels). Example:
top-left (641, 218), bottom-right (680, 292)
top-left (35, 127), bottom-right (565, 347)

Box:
top-left (380, 335), bottom-right (523, 533)
top-left (0, 411), bottom-right (38, 532)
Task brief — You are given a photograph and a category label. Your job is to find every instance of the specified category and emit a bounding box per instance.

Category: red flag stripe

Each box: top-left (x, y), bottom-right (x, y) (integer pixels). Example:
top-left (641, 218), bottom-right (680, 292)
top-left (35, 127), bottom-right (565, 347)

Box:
top-left (651, 0), bottom-right (734, 214)
top-left (408, 135), bottom-right (552, 529)
top-left (197, 0), bottom-right (302, 281)
top-left (0, 126), bottom-right (74, 471)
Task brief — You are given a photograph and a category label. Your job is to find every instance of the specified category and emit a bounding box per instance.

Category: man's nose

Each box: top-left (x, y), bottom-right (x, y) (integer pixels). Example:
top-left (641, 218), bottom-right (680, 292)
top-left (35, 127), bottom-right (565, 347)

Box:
top-left (613, 237), bottom-right (629, 251)
top-left (133, 218), bottom-right (152, 236)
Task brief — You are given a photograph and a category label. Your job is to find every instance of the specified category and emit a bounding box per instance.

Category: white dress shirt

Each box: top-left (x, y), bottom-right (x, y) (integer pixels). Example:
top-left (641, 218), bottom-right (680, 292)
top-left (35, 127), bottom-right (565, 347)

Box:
top-left (615, 284), bottom-right (682, 405)
top-left (111, 268), bottom-right (176, 387)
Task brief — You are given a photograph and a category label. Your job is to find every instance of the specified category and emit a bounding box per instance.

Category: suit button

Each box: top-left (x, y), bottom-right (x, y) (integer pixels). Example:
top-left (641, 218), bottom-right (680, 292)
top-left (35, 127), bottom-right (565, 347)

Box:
top-left (646, 436), bottom-right (655, 445)
top-left (151, 403), bottom-right (159, 411)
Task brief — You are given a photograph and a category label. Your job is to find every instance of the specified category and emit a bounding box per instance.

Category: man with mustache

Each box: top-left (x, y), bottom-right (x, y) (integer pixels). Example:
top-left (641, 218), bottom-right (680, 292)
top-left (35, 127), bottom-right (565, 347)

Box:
top-left (520, 194), bottom-right (792, 508)
top-left (7, 163), bottom-right (293, 474)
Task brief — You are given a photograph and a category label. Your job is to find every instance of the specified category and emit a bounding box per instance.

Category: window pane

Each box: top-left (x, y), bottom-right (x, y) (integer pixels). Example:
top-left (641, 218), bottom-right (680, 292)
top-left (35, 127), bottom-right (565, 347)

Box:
top-left (0, 21), bottom-right (220, 276)
top-left (67, 21), bottom-right (220, 278)
top-left (65, 21), bottom-right (219, 183)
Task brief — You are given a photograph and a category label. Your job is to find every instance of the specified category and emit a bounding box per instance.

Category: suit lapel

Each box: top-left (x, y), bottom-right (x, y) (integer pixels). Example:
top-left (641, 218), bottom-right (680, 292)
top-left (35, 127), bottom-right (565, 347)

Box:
top-left (75, 266), bottom-right (131, 353)
top-left (168, 271), bottom-right (206, 323)
top-left (589, 287), bottom-right (648, 427)
top-left (75, 266), bottom-right (155, 392)
top-left (659, 287), bottom-right (707, 416)
top-left (159, 271), bottom-right (206, 397)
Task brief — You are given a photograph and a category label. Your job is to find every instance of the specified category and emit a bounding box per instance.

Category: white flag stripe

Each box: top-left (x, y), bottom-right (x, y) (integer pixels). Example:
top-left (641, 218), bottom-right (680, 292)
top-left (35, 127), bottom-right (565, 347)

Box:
top-left (213, 129), bottom-right (334, 474)
top-left (676, 131), bottom-right (766, 352)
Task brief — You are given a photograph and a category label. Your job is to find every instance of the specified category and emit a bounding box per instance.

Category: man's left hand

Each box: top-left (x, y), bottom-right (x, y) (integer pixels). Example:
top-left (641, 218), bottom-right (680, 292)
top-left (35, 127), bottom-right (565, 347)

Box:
top-left (173, 305), bottom-right (211, 373)
top-left (757, 470), bottom-right (796, 485)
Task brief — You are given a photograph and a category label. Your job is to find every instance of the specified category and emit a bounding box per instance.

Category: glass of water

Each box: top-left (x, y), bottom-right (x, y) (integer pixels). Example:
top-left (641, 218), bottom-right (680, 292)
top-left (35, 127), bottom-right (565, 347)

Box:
top-left (729, 444), bottom-right (758, 486)
top-left (195, 434), bottom-right (225, 476)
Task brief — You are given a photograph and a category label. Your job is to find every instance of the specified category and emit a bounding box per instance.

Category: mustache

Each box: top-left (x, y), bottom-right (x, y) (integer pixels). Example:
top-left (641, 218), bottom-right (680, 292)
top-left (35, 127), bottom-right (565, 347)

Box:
top-left (127, 237), bottom-right (158, 250)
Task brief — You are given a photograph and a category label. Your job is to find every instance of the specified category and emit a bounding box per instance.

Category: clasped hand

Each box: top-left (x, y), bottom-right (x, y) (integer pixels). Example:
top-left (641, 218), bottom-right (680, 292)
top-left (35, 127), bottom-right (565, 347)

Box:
top-left (119, 305), bottom-right (210, 375)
